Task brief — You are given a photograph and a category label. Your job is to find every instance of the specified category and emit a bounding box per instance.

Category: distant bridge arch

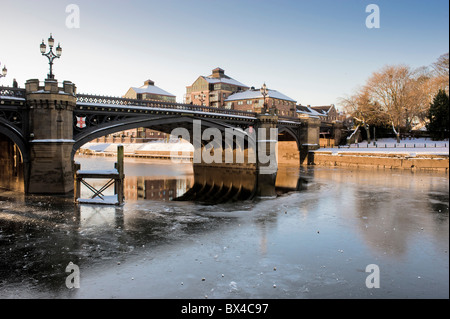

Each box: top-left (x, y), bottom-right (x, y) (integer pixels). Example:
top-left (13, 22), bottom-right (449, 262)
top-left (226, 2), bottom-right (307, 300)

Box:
top-left (0, 121), bottom-right (29, 163)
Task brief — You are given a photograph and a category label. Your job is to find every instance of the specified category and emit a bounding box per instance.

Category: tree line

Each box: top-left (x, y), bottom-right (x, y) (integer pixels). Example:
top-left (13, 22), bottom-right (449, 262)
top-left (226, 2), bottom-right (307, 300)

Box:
top-left (340, 53), bottom-right (449, 142)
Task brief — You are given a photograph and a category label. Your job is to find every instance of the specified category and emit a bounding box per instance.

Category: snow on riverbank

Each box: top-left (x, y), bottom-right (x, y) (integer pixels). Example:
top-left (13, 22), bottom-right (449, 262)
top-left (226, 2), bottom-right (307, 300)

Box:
top-left (316, 138), bottom-right (449, 156)
top-left (79, 141), bottom-right (194, 154)
top-left (79, 138), bottom-right (449, 157)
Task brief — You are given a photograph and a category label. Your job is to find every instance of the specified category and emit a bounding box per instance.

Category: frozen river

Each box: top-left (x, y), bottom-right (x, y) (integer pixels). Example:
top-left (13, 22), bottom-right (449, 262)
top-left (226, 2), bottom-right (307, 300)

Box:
top-left (0, 156), bottom-right (448, 299)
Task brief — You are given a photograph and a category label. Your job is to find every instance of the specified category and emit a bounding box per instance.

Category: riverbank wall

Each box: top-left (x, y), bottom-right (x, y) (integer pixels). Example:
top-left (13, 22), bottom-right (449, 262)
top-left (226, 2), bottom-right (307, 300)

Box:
top-left (78, 139), bottom-right (449, 172)
top-left (305, 138), bottom-right (449, 172)
top-left (306, 151), bottom-right (449, 171)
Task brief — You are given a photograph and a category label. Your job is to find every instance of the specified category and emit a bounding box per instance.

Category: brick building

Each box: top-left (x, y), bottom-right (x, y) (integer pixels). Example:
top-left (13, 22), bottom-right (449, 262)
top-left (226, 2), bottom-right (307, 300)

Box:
top-left (120, 80), bottom-right (176, 140)
top-left (184, 67), bottom-right (249, 107)
top-left (124, 79), bottom-right (176, 102)
top-left (224, 88), bottom-right (297, 116)
top-left (310, 105), bottom-right (338, 122)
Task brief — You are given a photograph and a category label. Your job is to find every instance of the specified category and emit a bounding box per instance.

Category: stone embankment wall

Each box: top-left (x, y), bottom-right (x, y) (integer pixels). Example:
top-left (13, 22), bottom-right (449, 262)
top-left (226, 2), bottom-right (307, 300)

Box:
top-left (306, 151), bottom-right (449, 171)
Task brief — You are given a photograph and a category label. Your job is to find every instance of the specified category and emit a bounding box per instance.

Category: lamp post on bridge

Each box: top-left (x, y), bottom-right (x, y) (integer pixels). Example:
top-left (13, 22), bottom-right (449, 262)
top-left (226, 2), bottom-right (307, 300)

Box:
top-left (0, 62), bottom-right (7, 80)
top-left (260, 83), bottom-right (268, 114)
top-left (40, 33), bottom-right (62, 79)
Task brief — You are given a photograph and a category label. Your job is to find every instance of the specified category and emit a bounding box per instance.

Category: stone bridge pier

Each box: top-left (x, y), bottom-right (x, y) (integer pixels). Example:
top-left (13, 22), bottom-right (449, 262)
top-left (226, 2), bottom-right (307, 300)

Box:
top-left (188, 112), bottom-right (280, 198)
top-left (25, 78), bottom-right (77, 194)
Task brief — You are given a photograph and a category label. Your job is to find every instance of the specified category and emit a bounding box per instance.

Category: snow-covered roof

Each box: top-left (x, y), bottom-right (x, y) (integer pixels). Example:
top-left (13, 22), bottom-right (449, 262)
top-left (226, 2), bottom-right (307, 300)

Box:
top-left (296, 105), bottom-right (325, 117)
top-left (224, 89), bottom-right (296, 102)
top-left (130, 84), bottom-right (176, 97)
top-left (310, 105), bottom-right (335, 114)
top-left (202, 76), bottom-right (249, 88)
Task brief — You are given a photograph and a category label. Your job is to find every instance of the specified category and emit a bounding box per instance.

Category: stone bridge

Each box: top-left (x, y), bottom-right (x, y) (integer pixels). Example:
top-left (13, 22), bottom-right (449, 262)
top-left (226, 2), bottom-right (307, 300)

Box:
top-left (0, 78), bottom-right (320, 197)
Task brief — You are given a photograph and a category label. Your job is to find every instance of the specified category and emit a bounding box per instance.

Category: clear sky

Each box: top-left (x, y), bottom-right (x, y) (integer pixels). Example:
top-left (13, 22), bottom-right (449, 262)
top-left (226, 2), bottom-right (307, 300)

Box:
top-left (0, 0), bottom-right (448, 108)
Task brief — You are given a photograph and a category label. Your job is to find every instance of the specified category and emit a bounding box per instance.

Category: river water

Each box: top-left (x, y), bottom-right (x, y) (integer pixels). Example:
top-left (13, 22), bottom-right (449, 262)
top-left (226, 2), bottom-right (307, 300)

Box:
top-left (0, 156), bottom-right (448, 299)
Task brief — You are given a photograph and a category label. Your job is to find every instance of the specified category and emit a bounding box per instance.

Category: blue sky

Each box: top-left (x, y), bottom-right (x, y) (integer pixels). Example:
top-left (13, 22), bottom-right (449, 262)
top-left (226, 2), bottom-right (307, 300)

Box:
top-left (0, 0), bottom-right (448, 108)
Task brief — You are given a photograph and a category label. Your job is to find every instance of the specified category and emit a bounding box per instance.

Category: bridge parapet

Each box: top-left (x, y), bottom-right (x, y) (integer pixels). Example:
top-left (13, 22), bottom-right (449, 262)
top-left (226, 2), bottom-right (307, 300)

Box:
top-left (76, 93), bottom-right (259, 118)
top-left (0, 86), bottom-right (26, 100)
top-left (25, 78), bottom-right (76, 97)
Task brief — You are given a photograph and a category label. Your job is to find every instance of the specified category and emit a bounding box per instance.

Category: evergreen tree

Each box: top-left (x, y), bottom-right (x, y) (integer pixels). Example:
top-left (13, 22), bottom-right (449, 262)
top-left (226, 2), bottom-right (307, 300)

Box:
top-left (426, 89), bottom-right (449, 140)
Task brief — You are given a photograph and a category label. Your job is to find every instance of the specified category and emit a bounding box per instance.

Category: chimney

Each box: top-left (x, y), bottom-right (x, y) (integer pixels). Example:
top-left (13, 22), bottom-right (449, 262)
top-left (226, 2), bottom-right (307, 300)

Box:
top-left (211, 67), bottom-right (224, 78)
top-left (144, 79), bottom-right (155, 86)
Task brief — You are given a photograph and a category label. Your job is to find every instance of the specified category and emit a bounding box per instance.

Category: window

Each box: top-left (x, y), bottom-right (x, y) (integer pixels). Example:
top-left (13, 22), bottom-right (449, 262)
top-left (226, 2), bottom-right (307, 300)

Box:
top-left (246, 100), bottom-right (252, 105)
top-left (238, 101), bottom-right (244, 105)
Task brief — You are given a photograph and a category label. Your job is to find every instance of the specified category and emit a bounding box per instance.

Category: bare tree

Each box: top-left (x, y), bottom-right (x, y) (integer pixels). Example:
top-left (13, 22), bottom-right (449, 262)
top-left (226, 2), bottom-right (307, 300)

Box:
top-left (432, 52), bottom-right (449, 77)
top-left (365, 65), bottom-right (414, 142)
top-left (408, 66), bottom-right (435, 128)
top-left (340, 54), bottom-right (449, 142)
top-left (408, 55), bottom-right (450, 128)
top-left (431, 52), bottom-right (449, 94)
top-left (340, 86), bottom-right (387, 143)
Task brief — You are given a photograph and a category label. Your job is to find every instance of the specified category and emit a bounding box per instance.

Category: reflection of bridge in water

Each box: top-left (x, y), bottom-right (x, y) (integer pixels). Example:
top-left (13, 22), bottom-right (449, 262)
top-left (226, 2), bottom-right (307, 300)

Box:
top-left (125, 166), bottom-right (305, 203)
top-left (176, 166), bottom-right (307, 203)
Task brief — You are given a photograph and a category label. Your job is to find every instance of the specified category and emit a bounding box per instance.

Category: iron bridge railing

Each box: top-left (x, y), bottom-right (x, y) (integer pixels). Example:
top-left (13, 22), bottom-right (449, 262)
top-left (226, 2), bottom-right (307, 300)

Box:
top-left (0, 86), bottom-right (26, 99)
top-left (76, 93), bottom-right (303, 123)
top-left (76, 93), bottom-right (259, 118)
top-left (0, 87), bottom-right (302, 123)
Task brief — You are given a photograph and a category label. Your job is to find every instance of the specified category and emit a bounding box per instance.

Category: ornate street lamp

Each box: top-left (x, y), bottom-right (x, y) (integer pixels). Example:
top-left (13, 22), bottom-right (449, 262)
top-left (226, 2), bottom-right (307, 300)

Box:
top-left (260, 83), bottom-right (268, 113)
top-left (40, 33), bottom-right (62, 79)
top-left (0, 62), bottom-right (7, 80)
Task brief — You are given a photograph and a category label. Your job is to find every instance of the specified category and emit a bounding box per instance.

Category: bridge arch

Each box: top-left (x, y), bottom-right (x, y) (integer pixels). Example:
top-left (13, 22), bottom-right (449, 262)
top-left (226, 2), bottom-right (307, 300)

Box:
top-left (0, 123), bottom-right (28, 192)
top-left (0, 119), bottom-right (29, 162)
top-left (277, 125), bottom-right (301, 166)
top-left (72, 116), bottom-right (256, 160)
top-left (278, 125), bottom-right (300, 147)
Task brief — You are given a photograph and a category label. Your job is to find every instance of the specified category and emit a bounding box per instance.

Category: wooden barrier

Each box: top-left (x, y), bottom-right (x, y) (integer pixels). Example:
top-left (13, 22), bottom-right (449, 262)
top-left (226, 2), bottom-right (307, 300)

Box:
top-left (74, 145), bottom-right (125, 205)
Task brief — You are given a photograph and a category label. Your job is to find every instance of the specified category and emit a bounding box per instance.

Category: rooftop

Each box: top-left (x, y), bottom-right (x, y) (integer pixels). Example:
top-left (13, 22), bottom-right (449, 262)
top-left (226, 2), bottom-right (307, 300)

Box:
top-left (224, 89), bottom-right (296, 102)
top-left (296, 105), bottom-right (324, 117)
top-left (310, 105), bottom-right (335, 114)
top-left (202, 76), bottom-right (249, 88)
top-left (195, 67), bottom-right (249, 89)
top-left (129, 80), bottom-right (176, 97)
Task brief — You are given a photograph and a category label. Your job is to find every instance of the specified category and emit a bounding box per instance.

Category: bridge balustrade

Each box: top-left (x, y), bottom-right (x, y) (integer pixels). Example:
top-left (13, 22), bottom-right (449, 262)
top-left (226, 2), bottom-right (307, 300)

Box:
top-left (0, 87), bottom-right (303, 123)
top-left (0, 86), bottom-right (26, 99)
top-left (76, 93), bottom-right (259, 118)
